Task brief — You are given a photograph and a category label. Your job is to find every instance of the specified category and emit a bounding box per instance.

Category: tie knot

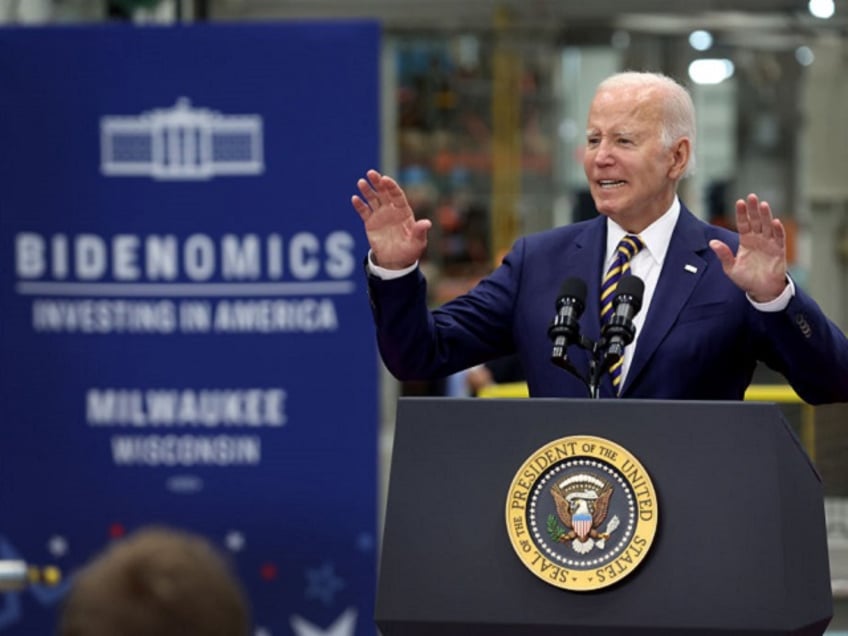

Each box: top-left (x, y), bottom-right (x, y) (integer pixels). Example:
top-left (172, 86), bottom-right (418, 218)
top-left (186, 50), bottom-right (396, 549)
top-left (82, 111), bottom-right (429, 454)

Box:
top-left (616, 234), bottom-right (644, 260)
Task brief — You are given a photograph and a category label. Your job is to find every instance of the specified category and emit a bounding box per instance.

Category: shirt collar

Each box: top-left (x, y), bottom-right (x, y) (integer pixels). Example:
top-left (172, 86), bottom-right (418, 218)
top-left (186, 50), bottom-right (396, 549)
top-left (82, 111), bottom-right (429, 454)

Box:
top-left (605, 196), bottom-right (680, 267)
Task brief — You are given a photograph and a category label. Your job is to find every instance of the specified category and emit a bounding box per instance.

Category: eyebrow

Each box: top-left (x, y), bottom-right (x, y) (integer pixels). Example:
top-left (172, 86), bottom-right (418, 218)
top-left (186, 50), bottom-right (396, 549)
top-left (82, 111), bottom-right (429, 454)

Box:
top-left (585, 129), bottom-right (640, 138)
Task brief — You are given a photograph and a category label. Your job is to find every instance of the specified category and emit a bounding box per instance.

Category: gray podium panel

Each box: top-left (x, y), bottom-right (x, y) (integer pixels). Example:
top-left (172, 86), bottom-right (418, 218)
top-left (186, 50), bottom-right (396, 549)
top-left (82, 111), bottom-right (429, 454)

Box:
top-left (376, 398), bottom-right (831, 636)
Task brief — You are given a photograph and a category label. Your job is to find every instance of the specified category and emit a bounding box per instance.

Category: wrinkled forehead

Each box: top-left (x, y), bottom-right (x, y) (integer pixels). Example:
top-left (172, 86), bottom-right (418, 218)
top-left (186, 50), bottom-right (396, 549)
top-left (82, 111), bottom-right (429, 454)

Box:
top-left (587, 85), bottom-right (666, 133)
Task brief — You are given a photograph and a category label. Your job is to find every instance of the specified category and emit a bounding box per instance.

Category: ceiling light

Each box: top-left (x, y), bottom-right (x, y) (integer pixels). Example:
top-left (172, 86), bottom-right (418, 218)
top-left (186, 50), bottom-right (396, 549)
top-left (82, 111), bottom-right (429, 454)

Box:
top-left (808, 0), bottom-right (835, 19)
top-left (795, 46), bottom-right (815, 66)
top-left (688, 30), bottom-right (713, 52)
top-left (688, 59), bottom-right (735, 85)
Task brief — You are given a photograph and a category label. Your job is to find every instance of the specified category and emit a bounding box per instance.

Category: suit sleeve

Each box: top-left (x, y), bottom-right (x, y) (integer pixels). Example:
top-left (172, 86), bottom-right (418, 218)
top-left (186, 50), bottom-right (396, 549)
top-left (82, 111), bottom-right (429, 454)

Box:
top-left (364, 241), bottom-right (524, 381)
top-left (754, 285), bottom-right (848, 404)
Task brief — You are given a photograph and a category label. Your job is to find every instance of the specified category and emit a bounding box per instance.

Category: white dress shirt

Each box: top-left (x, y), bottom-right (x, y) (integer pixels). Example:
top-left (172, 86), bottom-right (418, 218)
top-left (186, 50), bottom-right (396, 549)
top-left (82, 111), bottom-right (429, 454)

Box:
top-left (603, 199), bottom-right (680, 388)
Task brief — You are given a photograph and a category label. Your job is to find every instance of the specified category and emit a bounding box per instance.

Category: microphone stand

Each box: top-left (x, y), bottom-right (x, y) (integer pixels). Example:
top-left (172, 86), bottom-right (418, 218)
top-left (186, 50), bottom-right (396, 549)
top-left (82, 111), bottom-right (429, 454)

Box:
top-left (548, 324), bottom-right (599, 398)
top-left (549, 325), bottom-right (631, 400)
top-left (586, 338), bottom-right (620, 400)
top-left (549, 275), bottom-right (643, 399)
top-left (587, 340), bottom-right (603, 399)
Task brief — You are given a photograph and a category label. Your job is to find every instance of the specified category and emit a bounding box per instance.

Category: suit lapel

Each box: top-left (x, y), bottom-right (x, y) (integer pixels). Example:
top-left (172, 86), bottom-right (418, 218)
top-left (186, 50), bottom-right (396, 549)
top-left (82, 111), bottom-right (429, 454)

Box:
top-left (621, 208), bottom-right (710, 395)
top-left (556, 217), bottom-right (607, 378)
top-left (573, 217), bottom-right (607, 343)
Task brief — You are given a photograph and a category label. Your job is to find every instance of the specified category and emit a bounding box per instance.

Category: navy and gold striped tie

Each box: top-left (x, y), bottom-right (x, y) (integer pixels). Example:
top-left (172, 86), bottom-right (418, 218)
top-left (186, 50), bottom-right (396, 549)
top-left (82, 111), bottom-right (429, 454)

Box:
top-left (600, 234), bottom-right (644, 393)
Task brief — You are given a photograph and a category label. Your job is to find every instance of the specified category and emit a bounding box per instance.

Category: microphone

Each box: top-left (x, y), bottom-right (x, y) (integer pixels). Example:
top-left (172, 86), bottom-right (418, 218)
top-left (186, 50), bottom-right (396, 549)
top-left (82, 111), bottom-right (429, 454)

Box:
top-left (600, 274), bottom-right (644, 360)
top-left (548, 277), bottom-right (587, 366)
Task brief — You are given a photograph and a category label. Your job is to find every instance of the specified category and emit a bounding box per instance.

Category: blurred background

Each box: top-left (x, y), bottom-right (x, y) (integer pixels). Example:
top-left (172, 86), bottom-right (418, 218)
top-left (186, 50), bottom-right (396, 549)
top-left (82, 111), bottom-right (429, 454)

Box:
top-left (3, 0), bottom-right (848, 629)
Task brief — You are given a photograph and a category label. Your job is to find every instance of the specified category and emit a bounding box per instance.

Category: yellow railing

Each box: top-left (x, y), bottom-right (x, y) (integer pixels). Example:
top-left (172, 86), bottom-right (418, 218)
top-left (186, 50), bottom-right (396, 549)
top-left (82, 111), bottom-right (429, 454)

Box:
top-left (477, 382), bottom-right (815, 459)
top-left (476, 382), bottom-right (528, 398)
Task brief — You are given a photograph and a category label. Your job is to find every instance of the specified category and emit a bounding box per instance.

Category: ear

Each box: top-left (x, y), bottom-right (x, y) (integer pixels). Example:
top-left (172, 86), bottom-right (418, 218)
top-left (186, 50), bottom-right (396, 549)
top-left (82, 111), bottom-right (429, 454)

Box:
top-left (667, 137), bottom-right (691, 180)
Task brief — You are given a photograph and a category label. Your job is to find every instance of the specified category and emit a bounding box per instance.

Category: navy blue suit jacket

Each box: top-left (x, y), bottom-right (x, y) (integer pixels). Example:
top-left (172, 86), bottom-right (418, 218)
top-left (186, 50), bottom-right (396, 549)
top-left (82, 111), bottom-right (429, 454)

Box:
top-left (367, 205), bottom-right (848, 403)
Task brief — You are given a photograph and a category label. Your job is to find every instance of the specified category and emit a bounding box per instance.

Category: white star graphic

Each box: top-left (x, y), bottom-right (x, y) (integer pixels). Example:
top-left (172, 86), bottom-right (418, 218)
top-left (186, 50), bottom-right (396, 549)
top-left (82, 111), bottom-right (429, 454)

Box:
top-left (289, 607), bottom-right (357, 636)
top-left (225, 530), bottom-right (245, 552)
top-left (48, 535), bottom-right (68, 558)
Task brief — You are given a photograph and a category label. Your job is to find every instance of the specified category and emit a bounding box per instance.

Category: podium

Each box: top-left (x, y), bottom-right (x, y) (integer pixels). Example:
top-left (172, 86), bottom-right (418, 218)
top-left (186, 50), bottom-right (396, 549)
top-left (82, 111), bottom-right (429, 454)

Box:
top-left (375, 398), bottom-right (832, 635)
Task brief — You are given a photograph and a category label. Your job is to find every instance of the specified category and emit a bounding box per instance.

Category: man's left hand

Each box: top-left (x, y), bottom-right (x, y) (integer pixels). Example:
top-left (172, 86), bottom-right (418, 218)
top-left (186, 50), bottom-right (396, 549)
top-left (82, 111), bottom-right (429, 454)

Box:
top-left (709, 193), bottom-right (788, 303)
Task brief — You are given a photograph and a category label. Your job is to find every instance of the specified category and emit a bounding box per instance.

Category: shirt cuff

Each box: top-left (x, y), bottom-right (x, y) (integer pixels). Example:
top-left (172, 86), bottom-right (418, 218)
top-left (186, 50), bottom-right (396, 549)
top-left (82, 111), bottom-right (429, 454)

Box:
top-left (747, 276), bottom-right (795, 312)
top-left (366, 250), bottom-right (419, 280)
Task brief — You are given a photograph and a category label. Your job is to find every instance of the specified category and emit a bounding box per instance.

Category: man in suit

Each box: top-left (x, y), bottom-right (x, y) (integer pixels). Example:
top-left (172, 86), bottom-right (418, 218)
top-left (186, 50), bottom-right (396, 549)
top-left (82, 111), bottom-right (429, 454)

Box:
top-left (351, 71), bottom-right (848, 402)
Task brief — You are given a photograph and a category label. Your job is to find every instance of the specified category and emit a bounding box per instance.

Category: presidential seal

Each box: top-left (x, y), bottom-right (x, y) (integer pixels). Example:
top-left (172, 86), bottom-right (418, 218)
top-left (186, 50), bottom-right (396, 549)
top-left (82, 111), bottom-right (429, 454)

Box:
top-left (505, 435), bottom-right (658, 591)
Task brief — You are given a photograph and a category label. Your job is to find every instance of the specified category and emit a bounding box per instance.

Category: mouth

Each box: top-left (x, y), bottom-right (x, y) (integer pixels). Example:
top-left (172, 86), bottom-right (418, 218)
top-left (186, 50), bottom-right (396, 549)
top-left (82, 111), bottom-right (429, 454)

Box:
top-left (597, 180), bottom-right (627, 189)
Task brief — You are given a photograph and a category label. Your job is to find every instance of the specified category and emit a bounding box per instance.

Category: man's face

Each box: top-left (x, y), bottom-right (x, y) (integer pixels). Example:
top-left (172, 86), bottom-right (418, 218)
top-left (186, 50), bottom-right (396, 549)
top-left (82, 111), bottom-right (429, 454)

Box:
top-left (583, 85), bottom-right (687, 232)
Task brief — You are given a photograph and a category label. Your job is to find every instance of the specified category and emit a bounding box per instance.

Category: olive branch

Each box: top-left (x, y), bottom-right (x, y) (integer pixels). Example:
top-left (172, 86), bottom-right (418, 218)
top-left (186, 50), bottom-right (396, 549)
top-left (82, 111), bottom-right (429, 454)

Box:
top-left (547, 514), bottom-right (567, 542)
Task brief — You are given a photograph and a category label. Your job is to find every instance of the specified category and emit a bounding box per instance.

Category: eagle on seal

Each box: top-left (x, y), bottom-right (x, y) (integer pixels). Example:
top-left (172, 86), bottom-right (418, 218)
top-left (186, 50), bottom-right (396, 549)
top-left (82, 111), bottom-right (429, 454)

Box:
top-left (550, 474), bottom-right (614, 547)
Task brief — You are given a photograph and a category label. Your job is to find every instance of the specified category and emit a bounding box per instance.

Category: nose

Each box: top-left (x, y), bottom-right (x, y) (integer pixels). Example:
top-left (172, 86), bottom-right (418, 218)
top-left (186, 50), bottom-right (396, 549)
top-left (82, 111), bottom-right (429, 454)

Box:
top-left (592, 140), bottom-right (615, 166)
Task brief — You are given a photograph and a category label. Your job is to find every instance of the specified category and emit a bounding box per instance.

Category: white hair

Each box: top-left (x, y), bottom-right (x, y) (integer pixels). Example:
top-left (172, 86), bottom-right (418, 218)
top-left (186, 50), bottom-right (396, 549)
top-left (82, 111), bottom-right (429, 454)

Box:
top-left (597, 71), bottom-right (697, 177)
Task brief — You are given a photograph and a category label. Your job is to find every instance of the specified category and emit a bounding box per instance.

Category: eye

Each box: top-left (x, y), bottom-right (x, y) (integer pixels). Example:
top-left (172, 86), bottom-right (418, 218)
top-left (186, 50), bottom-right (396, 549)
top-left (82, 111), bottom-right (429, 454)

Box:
top-left (586, 137), bottom-right (600, 147)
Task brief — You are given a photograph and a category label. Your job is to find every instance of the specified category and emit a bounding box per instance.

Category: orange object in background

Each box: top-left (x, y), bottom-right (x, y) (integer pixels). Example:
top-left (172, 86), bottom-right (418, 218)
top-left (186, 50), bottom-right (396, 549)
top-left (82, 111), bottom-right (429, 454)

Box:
top-left (783, 217), bottom-right (797, 265)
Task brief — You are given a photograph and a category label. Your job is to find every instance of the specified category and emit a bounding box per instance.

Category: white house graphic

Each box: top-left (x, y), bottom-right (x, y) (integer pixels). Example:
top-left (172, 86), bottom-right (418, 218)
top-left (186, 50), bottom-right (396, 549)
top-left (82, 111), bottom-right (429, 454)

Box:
top-left (100, 98), bottom-right (264, 180)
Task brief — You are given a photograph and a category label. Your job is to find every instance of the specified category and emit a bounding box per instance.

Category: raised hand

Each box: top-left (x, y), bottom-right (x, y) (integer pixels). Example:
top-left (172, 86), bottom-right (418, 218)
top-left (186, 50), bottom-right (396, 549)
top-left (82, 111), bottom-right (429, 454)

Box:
top-left (351, 169), bottom-right (432, 270)
top-left (709, 193), bottom-right (788, 302)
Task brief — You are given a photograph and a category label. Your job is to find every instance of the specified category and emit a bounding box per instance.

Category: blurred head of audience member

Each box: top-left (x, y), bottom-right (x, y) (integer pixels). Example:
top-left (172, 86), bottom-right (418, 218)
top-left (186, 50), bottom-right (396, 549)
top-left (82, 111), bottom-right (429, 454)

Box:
top-left (57, 525), bottom-right (250, 636)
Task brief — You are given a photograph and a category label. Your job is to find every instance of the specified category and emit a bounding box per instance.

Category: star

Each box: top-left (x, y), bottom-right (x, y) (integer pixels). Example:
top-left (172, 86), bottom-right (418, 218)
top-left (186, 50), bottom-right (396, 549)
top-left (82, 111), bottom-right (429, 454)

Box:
top-left (47, 536), bottom-right (68, 558)
top-left (260, 562), bottom-right (278, 582)
top-left (304, 562), bottom-right (345, 606)
top-left (225, 531), bottom-right (245, 552)
top-left (355, 532), bottom-right (374, 553)
top-left (290, 607), bottom-right (357, 636)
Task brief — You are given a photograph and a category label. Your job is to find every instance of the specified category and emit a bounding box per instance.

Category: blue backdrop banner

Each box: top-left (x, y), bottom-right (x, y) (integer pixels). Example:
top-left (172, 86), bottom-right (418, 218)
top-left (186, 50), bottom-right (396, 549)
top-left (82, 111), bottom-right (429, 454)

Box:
top-left (0, 22), bottom-right (380, 636)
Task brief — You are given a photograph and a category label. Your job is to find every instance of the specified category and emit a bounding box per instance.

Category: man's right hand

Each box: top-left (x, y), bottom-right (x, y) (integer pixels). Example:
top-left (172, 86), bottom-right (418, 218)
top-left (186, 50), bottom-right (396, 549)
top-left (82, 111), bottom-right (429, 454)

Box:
top-left (351, 169), bottom-right (432, 270)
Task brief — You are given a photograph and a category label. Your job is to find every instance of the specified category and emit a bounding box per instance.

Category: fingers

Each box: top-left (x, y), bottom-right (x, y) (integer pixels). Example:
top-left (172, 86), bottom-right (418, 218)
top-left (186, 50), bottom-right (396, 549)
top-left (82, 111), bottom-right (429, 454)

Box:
top-left (737, 193), bottom-right (775, 238)
top-left (356, 174), bottom-right (381, 211)
top-left (735, 197), bottom-right (751, 233)
top-left (411, 219), bottom-right (433, 243)
top-left (380, 175), bottom-right (411, 210)
top-left (771, 218), bottom-right (786, 251)
top-left (351, 194), bottom-right (370, 220)
top-left (709, 239), bottom-right (735, 273)
top-left (352, 169), bottom-right (414, 219)
top-left (353, 169), bottom-right (395, 209)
